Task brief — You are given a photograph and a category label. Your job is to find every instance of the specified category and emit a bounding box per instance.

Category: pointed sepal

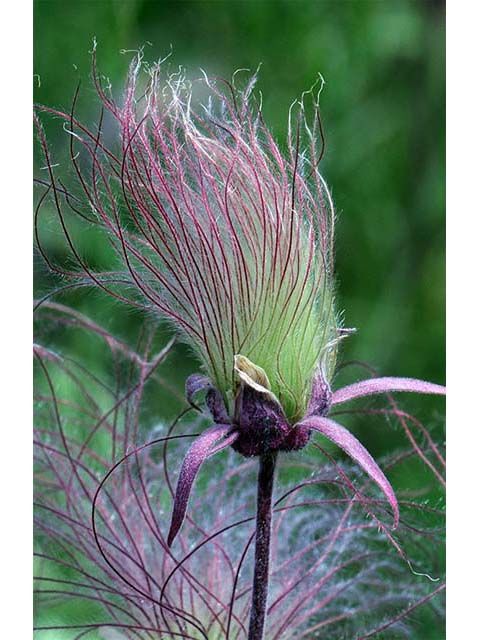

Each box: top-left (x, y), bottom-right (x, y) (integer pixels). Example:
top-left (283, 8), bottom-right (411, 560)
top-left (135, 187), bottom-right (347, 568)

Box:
top-left (331, 377), bottom-right (446, 406)
top-left (185, 373), bottom-right (213, 406)
top-left (297, 415), bottom-right (400, 528)
top-left (167, 423), bottom-right (238, 546)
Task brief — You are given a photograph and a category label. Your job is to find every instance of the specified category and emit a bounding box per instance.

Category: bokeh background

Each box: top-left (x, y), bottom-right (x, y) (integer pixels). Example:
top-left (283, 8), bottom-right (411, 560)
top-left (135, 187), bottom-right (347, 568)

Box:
top-left (34, 0), bottom-right (445, 637)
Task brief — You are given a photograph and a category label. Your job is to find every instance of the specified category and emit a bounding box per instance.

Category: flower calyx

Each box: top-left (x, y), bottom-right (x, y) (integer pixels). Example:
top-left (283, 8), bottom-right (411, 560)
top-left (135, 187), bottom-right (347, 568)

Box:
top-left (173, 368), bottom-right (446, 544)
top-left (186, 358), bottom-right (333, 458)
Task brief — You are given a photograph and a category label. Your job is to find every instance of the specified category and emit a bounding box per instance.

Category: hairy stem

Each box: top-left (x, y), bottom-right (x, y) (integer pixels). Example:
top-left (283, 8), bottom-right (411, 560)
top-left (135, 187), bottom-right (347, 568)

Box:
top-left (248, 451), bottom-right (277, 640)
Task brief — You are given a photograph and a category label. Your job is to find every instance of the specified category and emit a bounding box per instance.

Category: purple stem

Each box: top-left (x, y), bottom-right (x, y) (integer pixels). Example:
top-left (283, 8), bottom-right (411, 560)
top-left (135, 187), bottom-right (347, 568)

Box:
top-left (248, 452), bottom-right (277, 640)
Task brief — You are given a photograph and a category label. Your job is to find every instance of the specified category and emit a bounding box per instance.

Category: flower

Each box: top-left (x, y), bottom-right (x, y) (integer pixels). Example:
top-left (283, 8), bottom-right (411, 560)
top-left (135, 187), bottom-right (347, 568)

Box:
top-left (34, 48), bottom-right (445, 553)
top-left (36, 50), bottom-right (338, 426)
top-left (33, 311), bottom-right (445, 639)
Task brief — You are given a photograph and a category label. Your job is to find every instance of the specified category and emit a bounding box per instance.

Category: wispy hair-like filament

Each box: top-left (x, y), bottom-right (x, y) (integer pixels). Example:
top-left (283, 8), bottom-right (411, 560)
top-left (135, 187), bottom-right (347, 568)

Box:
top-left (34, 49), bottom-right (338, 422)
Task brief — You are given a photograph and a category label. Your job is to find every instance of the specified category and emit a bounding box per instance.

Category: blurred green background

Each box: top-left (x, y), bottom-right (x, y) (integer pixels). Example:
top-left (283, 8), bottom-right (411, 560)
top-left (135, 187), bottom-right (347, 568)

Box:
top-left (34, 0), bottom-right (445, 636)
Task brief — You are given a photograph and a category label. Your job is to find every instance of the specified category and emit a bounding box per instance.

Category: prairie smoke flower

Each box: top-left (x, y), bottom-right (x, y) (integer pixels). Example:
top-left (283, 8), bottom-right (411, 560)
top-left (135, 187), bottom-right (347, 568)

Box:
top-left (35, 51), bottom-right (338, 425)
top-left (34, 50), bottom-right (445, 639)
top-left (33, 312), bottom-right (445, 639)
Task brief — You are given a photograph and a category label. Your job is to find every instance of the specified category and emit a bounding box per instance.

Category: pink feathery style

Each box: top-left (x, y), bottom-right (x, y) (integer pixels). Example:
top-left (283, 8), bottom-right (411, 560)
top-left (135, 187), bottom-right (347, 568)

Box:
top-left (34, 48), bottom-right (445, 639)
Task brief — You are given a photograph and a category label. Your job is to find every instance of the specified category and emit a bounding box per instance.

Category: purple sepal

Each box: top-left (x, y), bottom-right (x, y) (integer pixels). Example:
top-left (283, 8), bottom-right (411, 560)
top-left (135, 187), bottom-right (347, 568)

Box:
top-left (167, 423), bottom-right (237, 546)
top-left (280, 423), bottom-right (312, 451)
top-left (185, 373), bottom-right (213, 406)
top-left (232, 386), bottom-right (291, 457)
top-left (206, 387), bottom-right (230, 424)
top-left (185, 373), bottom-right (231, 424)
top-left (331, 377), bottom-right (446, 407)
top-left (306, 373), bottom-right (332, 417)
top-left (298, 415), bottom-right (400, 529)
top-left (272, 373), bottom-right (331, 453)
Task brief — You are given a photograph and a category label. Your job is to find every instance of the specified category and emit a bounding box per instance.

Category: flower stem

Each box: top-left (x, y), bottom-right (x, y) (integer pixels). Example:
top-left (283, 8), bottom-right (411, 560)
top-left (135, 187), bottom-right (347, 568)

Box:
top-left (248, 451), bottom-right (277, 640)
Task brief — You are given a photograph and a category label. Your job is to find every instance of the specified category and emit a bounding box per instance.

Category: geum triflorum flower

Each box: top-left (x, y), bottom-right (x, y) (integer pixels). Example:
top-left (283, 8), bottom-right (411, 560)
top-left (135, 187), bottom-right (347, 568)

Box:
top-left (34, 49), bottom-right (445, 638)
